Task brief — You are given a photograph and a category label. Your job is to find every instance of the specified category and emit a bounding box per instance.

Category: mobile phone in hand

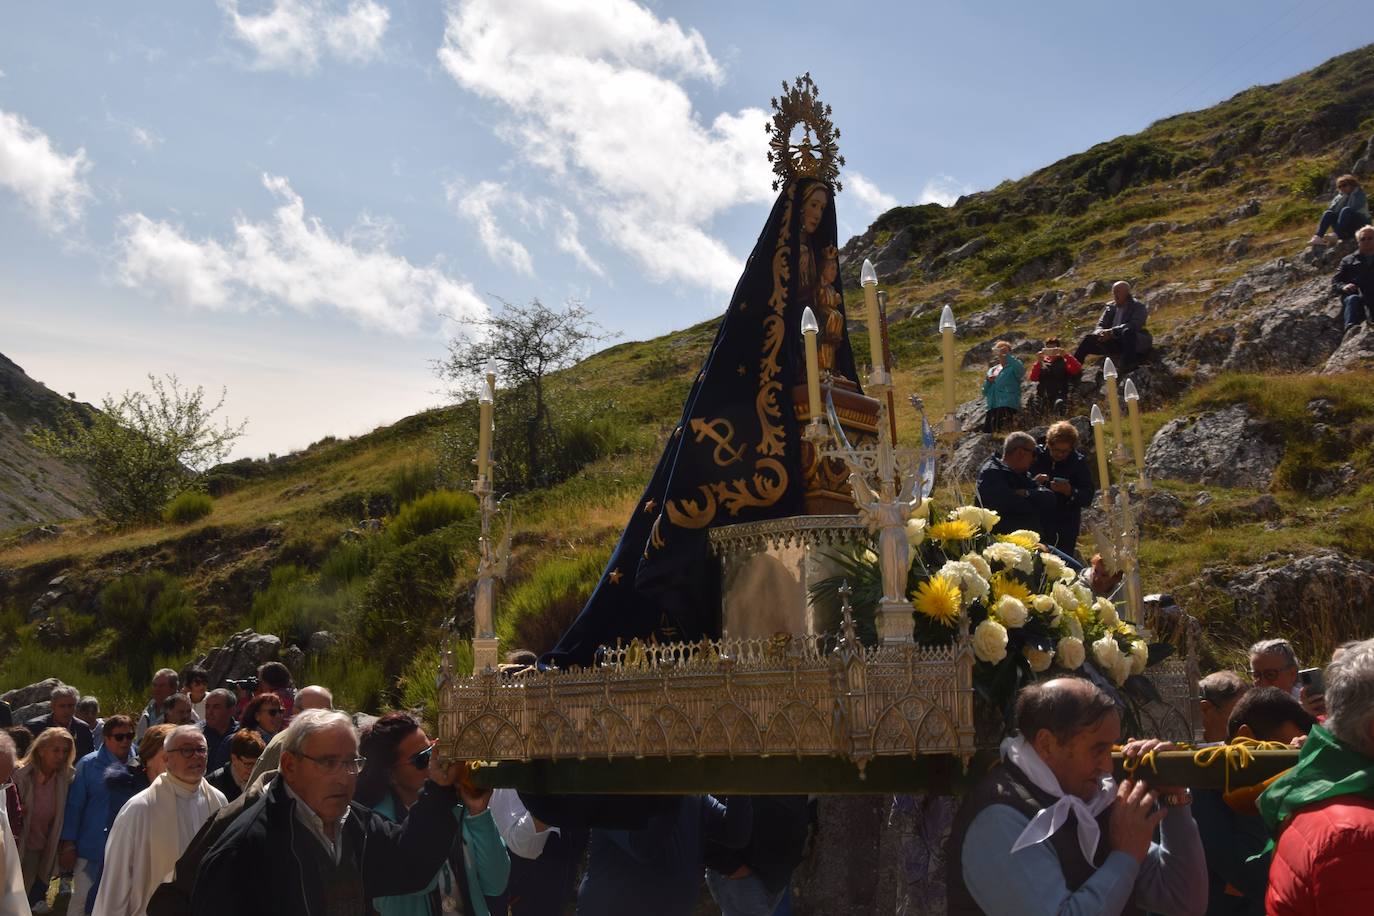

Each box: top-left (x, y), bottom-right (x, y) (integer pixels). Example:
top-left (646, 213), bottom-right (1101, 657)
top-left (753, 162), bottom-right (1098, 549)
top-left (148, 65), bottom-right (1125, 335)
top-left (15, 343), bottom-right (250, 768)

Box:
top-left (1300, 667), bottom-right (1325, 695)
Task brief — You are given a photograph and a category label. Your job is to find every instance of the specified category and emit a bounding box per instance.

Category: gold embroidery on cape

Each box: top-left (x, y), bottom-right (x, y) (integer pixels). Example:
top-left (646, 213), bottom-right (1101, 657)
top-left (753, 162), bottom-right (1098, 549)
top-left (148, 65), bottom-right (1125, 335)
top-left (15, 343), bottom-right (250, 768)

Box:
top-left (689, 418), bottom-right (745, 467)
top-left (665, 485), bottom-right (717, 530)
top-left (709, 458), bottom-right (787, 516)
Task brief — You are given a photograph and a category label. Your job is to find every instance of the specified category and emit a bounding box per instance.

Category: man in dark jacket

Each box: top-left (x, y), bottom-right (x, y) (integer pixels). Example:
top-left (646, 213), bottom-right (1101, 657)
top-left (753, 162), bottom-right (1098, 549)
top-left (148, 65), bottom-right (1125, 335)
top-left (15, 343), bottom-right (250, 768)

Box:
top-left (704, 795), bottom-right (811, 915)
top-left (1072, 281), bottom-right (1152, 372)
top-left (190, 709), bottom-right (469, 916)
top-left (26, 684), bottom-right (94, 759)
top-left (1029, 422), bottom-right (1096, 558)
top-left (976, 432), bottom-right (1056, 541)
top-left (1332, 224), bottom-right (1374, 331)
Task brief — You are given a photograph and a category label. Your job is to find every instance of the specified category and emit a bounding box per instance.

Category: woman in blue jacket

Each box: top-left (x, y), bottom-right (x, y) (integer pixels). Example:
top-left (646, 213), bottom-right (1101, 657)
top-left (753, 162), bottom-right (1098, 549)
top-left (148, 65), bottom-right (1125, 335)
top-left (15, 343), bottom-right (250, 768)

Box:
top-left (982, 341), bottom-right (1023, 433)
top-left (1312, 174), bottom-right (1370, 245)
top-left (356, 713), bottom-right (509, 916)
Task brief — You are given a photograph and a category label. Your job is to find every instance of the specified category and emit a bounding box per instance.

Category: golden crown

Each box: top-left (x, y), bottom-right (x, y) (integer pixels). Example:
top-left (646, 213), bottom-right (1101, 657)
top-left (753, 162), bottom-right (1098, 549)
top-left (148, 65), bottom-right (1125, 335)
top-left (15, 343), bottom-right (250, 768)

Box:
top-left (767, 73), bottom-right (844, 192)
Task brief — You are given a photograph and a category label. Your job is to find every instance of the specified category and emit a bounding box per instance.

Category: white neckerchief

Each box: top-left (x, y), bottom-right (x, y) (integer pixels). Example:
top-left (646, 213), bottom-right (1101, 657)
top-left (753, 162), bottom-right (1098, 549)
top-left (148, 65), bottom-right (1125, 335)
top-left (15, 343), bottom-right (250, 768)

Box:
top-left (1001, 736), bottom-right (1115, 864)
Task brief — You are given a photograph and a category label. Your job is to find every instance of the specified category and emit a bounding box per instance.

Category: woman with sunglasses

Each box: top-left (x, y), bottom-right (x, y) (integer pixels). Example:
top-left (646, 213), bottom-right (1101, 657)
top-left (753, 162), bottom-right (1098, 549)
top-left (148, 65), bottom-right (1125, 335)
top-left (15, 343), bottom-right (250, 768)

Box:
top-left (356, 713), bottom-right (510, 916)
top-left (12, 726), bottom-right (76, 913)
top-left (239, 695), bottom-right (285, 745)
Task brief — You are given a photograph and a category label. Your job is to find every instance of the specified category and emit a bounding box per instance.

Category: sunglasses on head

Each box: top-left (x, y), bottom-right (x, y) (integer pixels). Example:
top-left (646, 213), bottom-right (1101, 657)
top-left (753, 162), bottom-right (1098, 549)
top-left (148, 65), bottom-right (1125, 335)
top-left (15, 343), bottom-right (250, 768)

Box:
top-left (409, 743), bottom-right (434, 771)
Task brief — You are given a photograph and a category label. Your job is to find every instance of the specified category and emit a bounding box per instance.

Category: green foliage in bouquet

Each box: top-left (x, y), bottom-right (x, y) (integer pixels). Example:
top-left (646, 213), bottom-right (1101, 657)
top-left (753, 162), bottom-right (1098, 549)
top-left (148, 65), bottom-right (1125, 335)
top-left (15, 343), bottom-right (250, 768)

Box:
top-left (812, 502), bottom-right (1173, 737)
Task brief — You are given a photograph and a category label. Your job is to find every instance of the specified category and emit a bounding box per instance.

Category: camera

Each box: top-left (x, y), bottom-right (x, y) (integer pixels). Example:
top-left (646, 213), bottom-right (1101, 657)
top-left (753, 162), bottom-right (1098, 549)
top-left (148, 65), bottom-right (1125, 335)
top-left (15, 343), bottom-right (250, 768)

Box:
top-left (226, 676), bottom-right (259, 693)
top-left (1299, 667), bottom-right (1325, 695)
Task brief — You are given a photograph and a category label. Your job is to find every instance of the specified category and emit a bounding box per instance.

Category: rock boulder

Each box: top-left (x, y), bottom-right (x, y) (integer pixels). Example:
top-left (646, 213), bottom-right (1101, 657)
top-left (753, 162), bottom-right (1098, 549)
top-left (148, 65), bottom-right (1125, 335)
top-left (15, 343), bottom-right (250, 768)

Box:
top-left (197, 630), bottom-right (283, 688)
top-left (1211, 550), bottom-right (1374, 642)
top-left (1324, 324), bottom-right (1374, 374)
top-left (2, 678), bottom-right (72, 723)
top-left (1144, 405), bottom-right (1284, 489)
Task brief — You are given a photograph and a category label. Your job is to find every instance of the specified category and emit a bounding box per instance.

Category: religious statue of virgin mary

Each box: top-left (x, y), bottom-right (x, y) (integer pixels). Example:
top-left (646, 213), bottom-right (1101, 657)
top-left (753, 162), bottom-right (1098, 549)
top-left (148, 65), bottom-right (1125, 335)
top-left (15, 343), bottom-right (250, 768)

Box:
top-left (544, 75), bottom-right (863, 667)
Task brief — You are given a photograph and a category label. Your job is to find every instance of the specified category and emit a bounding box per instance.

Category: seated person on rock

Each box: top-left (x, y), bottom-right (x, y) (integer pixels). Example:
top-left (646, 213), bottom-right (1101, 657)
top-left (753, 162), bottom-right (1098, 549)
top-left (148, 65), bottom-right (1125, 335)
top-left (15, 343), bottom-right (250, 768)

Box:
top-left (1332, 224), bottom-right (1374, 333)
top-left (1028, 421), bottom-right (1095, 559)
top-left (1311, 174), bottom-right (1370, 247)
top-left (1192, 687), bottom-right (1316, 916)
top-left (1072, 281), bottom-right (1152, 373)
top-left (1029, 338), bottom-right (1081, 415)
top-left (976, 431), bottom-right (1056, 543)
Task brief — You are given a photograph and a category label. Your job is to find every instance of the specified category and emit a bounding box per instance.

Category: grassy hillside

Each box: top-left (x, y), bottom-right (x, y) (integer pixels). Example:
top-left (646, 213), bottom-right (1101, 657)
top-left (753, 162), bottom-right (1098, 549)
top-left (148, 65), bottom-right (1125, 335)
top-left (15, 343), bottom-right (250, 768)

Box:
top-left (7, 46), bottom-right (1374, 714)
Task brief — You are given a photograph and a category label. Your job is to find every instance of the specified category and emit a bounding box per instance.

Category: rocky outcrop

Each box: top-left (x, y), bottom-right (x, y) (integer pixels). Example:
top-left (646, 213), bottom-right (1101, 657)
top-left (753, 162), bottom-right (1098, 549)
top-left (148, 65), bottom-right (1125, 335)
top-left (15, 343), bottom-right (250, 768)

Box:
top-left (1210, 549), bottom-right (1374, 641)
top-left (196, 629), bottom-right (283, 687)
top-left (1, 678), bottom-right (74, 723)
top-left (1145, 405), bottom-right (1284, 489)
top-left (1324, 324), bottom-right (1374, 373)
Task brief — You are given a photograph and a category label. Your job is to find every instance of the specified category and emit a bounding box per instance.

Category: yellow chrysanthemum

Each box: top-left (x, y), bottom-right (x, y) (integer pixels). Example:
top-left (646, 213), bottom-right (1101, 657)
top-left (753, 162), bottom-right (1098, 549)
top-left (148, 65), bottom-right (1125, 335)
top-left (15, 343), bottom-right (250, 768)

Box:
top-left (990, 571), bottom-right (1033, 605)
top-left (913, 575), bottom-right (962, 627)
top-left (928, 519), bottom-right (977, 543)
top-left (997, 530), bottom-right (1041, 550)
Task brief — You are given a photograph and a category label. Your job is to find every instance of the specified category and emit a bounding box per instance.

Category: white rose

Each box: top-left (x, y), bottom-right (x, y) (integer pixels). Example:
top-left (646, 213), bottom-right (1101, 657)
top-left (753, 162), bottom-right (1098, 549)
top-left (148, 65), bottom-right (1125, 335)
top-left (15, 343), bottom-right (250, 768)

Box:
top-left (1112, 654), bottom-right (1133, 686)
top-left (1032, 594), bottom-right (1055, 614)
top-left (1040, 552), bottom-right (1066, 582)
top-left (1073, 583), bottom-right (1094, 609)
top-left (996, 595), bottom-right (1028, 628)
top-left (983, 542), bottom-right (1032, 574)
top-left (1094, 597), bottom-right (1119, 627)
top-left (905, 517), bottom-right (927, 548)
top-left (917, 497), bottom-right (933, 520)
top-left (1130, 640), bottom-right (1149, 676)
top-left (1092, 634), bottom-right (1123, 672)
top-left (979, 507), bottom-right (1002, 532)
top-left (938, 561), bottom-right (988, 605)
top-left (972, 619), bottom-right (1009, 664)
top-left (1052, 582), bottom-right (1079, 612)
top-left (1023, 645), bottom-right (1054, 673)
top-left (1056, 636), bottom-right (1086, 669)
top-left (1008, 529), bottom-right (1042, 546)
top-left (953, 505), bottom-right (1000, 533)
top-left (1064, 611), bottom-right (1083, 641)
top-left (961, 552), bottom-right (992, 581)
top-left (1059, 564), bottom-right (1077, 582)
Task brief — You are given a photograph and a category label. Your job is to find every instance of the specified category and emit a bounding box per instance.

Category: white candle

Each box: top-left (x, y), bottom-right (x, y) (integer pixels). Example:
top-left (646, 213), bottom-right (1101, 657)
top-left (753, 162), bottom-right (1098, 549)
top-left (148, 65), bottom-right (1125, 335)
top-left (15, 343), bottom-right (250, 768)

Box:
top-left (477, 390), bottom-right (493, 482)
top-left (484, 356), bottom-right (497, 401)
top-left (939, 305), bottom-right (957, 417)
top-left (860, 259), bottom-right (884, 376)
top-left (801, 306), bottom-right (821, 420)
top-left (1090, 404), bottom-right (1111, 509)
top-left (1102, 358), bottom-right (1125, 453)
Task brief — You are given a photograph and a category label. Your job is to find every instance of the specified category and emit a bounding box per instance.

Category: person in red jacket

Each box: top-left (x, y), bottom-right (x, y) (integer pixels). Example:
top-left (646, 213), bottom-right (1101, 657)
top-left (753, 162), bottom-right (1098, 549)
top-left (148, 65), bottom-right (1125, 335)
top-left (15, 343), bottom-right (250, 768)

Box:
top-left (1261, 637), bottom-right (1374, 915)
top-left (1028, 338), bottom-right (1081, 416)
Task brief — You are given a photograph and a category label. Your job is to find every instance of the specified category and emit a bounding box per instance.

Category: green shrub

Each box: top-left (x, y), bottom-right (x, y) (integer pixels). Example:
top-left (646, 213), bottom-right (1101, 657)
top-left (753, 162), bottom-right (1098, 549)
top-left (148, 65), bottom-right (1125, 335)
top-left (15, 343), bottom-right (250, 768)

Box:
top-left (319, 540), bottom-right (374, 592)
top-left (1292, 164), bottom-right (1332, 198)
top-left (98, 571), bottom-right (200, 682)
top-left (498, 550), bottom-right (609, 655)
top-left (390, 459), bottom-right (438, 507)
top-left (556, 417), bottom-right (628, 473)
top-left (1195, 166), bottom-right (1229, 189)
top-left (388, 491), bottom-right (477, 546)
top-left (301, 648), bottom-right (389, 714)
top-left (163, 490), bottom-right (213, 524)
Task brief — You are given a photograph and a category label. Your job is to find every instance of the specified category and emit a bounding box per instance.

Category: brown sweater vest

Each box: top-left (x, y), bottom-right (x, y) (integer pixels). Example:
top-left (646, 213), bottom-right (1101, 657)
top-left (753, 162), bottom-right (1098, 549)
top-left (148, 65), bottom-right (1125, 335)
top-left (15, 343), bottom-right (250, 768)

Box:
top-left (945, 761), bottom-right (1141, 916)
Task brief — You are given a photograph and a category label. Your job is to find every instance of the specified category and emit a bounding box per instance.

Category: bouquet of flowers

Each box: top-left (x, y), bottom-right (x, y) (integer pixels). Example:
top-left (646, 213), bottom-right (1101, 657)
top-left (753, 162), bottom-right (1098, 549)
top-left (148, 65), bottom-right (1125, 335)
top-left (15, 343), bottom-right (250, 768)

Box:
top-left (813, 501), bottom-right (1171, 733)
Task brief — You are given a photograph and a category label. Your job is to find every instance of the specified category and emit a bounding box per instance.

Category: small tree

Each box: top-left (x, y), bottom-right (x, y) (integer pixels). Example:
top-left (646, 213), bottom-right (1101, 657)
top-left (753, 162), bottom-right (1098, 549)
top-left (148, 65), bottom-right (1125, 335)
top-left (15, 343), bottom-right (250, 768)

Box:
top-left (32, 374), bottom-right (245, 524)
top-left (436, 298), bottom-right (615, 489)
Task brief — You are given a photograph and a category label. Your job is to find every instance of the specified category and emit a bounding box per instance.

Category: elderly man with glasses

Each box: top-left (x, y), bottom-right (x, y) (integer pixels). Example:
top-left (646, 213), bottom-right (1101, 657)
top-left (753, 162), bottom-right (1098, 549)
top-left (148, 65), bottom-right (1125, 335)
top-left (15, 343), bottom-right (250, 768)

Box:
top-left (192, 708), bottom-right (472, 916)
top-left (1249, 639), bottom-right (1301, 696)
top-left (59, 714), bottom-right (136, 915)
top-left (92, 725), bottom-right (225, 916)
top-left (975, 431), bottom-right (1057, 543)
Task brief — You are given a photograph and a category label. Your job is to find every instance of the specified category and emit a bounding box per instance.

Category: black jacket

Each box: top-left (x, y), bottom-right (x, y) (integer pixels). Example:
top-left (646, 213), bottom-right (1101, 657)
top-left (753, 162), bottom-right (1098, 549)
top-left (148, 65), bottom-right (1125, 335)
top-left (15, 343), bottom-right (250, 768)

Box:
top-left (25, 713), bottom-right (94, 759)
top-left (1028, 446), bottom-right (1096, 553)
top-left (206, 764), bottom-right (242, 803)
top-left (975, 455), bottom-right (1056, 539)
top-left (1094, 298), bottom-right (1152, 352)
top-left (191, 774), bottom-right (462, 916)
top-left (1332, 250), bottom-right (1374, 299)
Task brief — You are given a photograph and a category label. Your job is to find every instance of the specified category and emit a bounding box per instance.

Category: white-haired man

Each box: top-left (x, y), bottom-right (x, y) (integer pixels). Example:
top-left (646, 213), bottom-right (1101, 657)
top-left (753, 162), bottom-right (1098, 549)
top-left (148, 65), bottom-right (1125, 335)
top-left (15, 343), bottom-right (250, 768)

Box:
top-left (245, 684), bottom-right (333, 786)
top-left (93, 725), bottom-right (225, 915)
top-left (26, 684), bottom-right (94, 759)
top-left (1262, 638), bottom-right (1374, 914)
top-left (193, 709), bottom-right (472, 915)
top-left (135, 669), bottom-right (179, 741)
top-left (1072, 281), bottom-right (1152, 373)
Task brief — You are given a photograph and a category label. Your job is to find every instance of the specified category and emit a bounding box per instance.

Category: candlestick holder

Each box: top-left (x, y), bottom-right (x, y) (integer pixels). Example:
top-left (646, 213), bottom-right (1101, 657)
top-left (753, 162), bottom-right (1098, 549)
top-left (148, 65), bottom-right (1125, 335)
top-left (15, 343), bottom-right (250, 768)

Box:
top-left (817, 378), bottom-right (935, 645)
top-left (470, 472), bottom-right (511, 673)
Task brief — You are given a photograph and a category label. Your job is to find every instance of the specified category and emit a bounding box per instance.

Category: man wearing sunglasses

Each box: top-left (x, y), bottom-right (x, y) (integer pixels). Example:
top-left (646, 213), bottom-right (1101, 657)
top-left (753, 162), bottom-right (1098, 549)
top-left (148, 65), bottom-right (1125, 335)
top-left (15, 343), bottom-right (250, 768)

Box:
top-left (192, 709), bottom-right (472, 916)
top-left (95, 726), bottom-right (226, 915)
top-left (58, 714), bottom-right (137, 915)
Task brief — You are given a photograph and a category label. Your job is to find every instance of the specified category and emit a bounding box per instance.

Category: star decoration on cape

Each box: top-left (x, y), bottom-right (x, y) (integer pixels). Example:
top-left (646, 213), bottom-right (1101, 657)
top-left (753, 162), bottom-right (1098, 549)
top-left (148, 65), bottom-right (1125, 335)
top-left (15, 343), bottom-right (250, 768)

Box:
top-left (643, 499), bottom-right (657, 514)
top-left (608, 568), bottom-right (623, 585)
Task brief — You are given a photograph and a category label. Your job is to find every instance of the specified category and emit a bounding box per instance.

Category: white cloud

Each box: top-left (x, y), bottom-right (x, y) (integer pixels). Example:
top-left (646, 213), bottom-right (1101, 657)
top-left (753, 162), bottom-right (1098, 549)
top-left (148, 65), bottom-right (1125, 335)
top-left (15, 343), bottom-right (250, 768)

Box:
top-left (848, 172), bottom-right (898, 216)
top-left (447, 180), bottom-right (535, 276)
top-left (0, 109), bottom-right (91, 230)
top-left (106, 112), bottom-right (162, 150)
top-left (117, 173), bottom-right (486, 335)
top-left (438, 0), bottom-right (775, 295)
top-left (554, 206), bottom-right (604, 277)
top-left (219, 0), bottom-right (389, 73)
top-left (917, 174), bottom-right (972, 207)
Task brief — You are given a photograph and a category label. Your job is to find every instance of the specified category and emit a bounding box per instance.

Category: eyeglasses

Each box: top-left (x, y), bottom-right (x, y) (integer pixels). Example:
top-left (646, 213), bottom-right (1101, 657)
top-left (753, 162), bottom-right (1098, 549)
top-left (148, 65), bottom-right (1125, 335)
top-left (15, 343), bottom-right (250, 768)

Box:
top-left (1251, 666), bottom-right (1293, 683)
top-left (108, 732), bottom-right (135, 742)
top-left (170, 746), bottom-right (209, 759)
top-left (409, 744), bottom-right (434, 771)
top-left (297, 753), bottom-right (367, 775)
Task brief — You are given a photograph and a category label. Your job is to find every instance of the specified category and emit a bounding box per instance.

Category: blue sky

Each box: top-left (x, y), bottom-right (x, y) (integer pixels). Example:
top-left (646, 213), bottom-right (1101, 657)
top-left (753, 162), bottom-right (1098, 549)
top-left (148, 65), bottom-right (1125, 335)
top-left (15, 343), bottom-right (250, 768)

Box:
top-left (1, 0), bottom-right (1368, 458)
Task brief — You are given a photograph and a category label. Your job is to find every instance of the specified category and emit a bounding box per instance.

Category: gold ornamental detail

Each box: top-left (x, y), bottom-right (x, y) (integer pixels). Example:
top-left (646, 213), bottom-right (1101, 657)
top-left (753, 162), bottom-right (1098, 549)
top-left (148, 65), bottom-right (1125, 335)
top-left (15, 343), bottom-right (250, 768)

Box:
top-left (767, 73), bottom-right (844, 192)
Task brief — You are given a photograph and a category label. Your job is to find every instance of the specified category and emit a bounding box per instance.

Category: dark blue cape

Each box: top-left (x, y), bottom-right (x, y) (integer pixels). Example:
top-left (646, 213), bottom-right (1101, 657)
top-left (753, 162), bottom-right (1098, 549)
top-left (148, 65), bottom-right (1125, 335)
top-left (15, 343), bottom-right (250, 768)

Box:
top-left (545, 178), bottom-right (860, 667)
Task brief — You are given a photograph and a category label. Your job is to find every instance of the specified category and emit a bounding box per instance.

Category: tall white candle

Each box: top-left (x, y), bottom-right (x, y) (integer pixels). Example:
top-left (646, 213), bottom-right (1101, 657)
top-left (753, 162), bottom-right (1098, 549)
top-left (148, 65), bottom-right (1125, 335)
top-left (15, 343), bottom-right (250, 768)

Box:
top-left (860, 259), bottom-right (884, 376)
top-left (1102, 358), bottom-right (1125, 453)
top-left (1090, 404), bottom-right (1111, 509)
top-left (484, 356), bottom-right (497, 401)
top-left (939, 305), bottom-right (957, 417)
top-left (477, 390), bottom-right (493, 482)
top-left (801, 307), bottom-right (821, 420)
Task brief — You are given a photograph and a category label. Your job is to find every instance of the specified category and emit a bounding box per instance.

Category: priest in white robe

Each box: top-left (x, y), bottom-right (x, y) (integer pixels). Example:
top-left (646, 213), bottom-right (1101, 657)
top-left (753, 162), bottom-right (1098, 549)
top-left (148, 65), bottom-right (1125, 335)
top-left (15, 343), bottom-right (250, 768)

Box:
top-left (93, 724), bottom-right (225, 916)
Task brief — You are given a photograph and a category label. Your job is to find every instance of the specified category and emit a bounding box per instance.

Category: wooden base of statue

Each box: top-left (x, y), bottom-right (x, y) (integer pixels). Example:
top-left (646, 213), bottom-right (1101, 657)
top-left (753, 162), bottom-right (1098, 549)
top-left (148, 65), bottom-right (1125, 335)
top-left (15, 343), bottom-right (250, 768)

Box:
top-left (792, 378), bottom-right (880, 515)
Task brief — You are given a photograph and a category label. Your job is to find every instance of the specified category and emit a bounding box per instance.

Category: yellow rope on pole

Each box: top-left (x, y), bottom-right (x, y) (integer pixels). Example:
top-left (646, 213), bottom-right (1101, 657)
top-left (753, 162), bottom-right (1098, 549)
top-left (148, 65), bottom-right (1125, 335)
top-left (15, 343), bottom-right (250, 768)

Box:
top-left (1191, 738), bottom-right (1292, 795)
